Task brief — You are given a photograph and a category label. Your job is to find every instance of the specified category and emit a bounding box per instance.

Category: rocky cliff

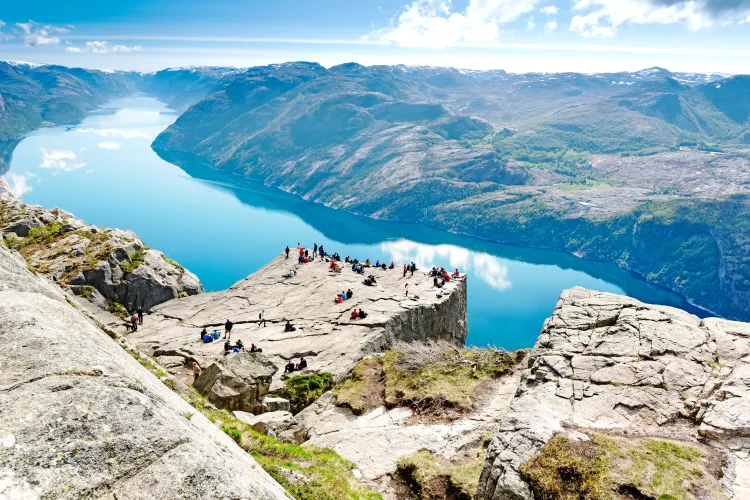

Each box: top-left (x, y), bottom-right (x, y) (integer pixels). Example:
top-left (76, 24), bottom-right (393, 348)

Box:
top-left (477, 287), bottom-right (750, 499)
top-left (0, 177), bottom-right (203, 313)
top-left (0, 238), bottom-right (287, 498)
top-left (129, 254), bottom-right (468, 386)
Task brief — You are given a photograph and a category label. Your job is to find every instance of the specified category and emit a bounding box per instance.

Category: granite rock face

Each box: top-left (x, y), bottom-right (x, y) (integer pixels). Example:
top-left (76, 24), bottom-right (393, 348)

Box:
top-left (131, 254), bottom-right (468, 385)
top-left (0, 242), bottom-right (287, 499)
top-left (0, 177), bottom-right (202, 312)
top-left (194, 352), bottom-right (278, 413)
top-left (477, 287), bottom-right (750, 500)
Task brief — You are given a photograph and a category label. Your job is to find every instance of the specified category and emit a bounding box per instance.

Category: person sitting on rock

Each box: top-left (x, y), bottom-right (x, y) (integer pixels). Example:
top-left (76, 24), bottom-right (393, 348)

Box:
top-left (212, 329), bottom-right (221, 340)
top-left (369, 275), bottom-right (377, 284)
top-left (345, 256), bottom-right (350, 263)
top-left (350, 309), bottom-right (359, 320)
top-left (363, 278), bottom-right (372, 286)
top-left (389, 262), bottom-right (395, 269)
top-left (297, 358), bottom-right (307, 370)
top-left (346, 289), bottom-right (353, 299)
top-left (298, 255), bottom-right (305, 264)
top-left (358, 309), bottom-right (368, 319)
top-left (434, 276), bottom-right (443, 288)
top-left (224, 340), bottom-right (232, 352)
top-left (200, 327), bottom-right (208, 341)
top-left (381, 263), bottom-right (387, 270)
top-left (250, 343), bottom-right (262, 353)
top-left (331, 261), bottom-right (338, 270)
top-left (365, 259), bottom-right (371, 267)
top-left (335, 294), bottom-right (343, 304)
top-left (375, 260), bottom-right (380, 268)
top-left (284, 360), bottom-right (296, 373)
top-left (236, 339), bottom-right (244, 350)
top-left (341, 290), bottom-right (348, 301)
top-left (453, 268), bottom-right (460, 278)
top-left (284, 321), bottom-right (296, 332)
top-left (436, 289), bottom-right (445, 298)
top-left (203, 332), bottom-right (213, 343)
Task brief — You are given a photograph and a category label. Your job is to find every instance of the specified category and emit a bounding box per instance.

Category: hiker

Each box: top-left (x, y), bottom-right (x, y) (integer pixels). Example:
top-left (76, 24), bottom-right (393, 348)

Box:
top-left (410, 262), bottom-right (416, 276)
top-left (259, 309), bottom-right (266, 327)
top-left (313, 243), bottom-right (318, 257)
top-left (297, 242), bottom-right (301, 251)
top-left (284, 360), bottom-right (296, 373)
top-left (454, 269), bottom-right (460, 278)
top-left (200, 327), bottom-right (208, 341)
top-left (346, 289), bottom-right (353, 299)
top-left (331, 260), bottom-right (338, 270)
top-left (350, 309), bottom-right (358, 320)
top-left (375, 260), bottom-right (380, 268)
top-left (284, 321), bottom-right (296, 332)
top-left (364, 278), bottom-right (372, 286)
top-left (130, 314), bottom-right (138, 332)
top-left (403, 264), bottom-right (407, 277)
top-left (437, 289), bottom-right (445, 298)
top-left (369, 275), bottom-right (377, 285)
top-left (250, 343), bottom-right (262, 353)
top-left (358, 309), bottom-right (368, 319)
top-left (285, 246), bottom-right (290, 259)
top-left (365, 259), bottom-right (371, 267)
top-left (203, 334), bottom-right (214, 343)
top-left (283, 269), bottom-right (296, 278)
top-left (389, 262), bottom-right (395, 269)
top-left (342, 290), bottom-right (348, 301)
top-left (298, 255), bottom-right (305, 264)
top-left (297, 358), bottom-right (307, 370)
top-left (192, 361), bottom-right (201, 382)
top-left (345, 256), bottom-right (350, 263)
top-left (224, 319), bottom-right (233, 340)
top-left (224, 340), bottom-right (232, 353)
top-left (137, 306), bottom-right (143, 324)
top-left (335, 294), bottom-right (343, 304)
top-left (381, 263), bottom-right (387, 270)
top-left (304, 249), bottom-right (309, 258)
top-left (405, 284), bottom-right (409, 297)
top-left (236, 339), bottom-right (244, 350)
top-left (434, 276), bottom-right (443, 288)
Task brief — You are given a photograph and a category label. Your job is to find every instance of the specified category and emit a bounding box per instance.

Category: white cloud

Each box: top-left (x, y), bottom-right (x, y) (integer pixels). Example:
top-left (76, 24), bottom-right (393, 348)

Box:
top-left (544, 20), bottom-right (558, 32)
top-left (76, 128), bottom-right (150, 139)
top-left (97, 141), bottom-right (123, 149)
top-left (540, 5), bottom-right (559, 15)
top-left (570, 0), bottom-right (750, 37)
top-left (370, 0), bottom-right (541, 48)
top-left (66, 40), bottom-right (142, 54)
top-left (16, 21), bottom-right (68, 47)
top-left (5, 173), bottom-right (33, 198)
top-left (39, 148), bottom-right (86, 172)
top-left (527, 17), bottom-right (537, 29)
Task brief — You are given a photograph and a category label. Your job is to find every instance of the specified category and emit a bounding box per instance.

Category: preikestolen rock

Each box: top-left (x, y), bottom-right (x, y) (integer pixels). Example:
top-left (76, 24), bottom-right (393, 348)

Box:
top-left (194, 352), bottom-right (278, 413)
top-left (263, 396), bottom-right (291, 412)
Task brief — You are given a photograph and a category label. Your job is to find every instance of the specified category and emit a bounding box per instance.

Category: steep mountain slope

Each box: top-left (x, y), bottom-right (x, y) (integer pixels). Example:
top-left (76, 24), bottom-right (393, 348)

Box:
top-left (153, 62), bottom-right (750, 321)
top-left (139, 66), bottom-right (243, 111)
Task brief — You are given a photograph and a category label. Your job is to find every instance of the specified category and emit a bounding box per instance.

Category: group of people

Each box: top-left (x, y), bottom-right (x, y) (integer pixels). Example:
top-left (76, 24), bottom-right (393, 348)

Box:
top-left (404, 262), bottom-right (417, 277)
top-left (350, 308), bottom-right (368, 320)
top-left (224, 338), bottom-right (263, 354)
top-left (284, 357), bottom-right (307, 373)
top-left (125, 306), bottom-right (145, 331)
top-left (334, 288), bottom-right (354, 303)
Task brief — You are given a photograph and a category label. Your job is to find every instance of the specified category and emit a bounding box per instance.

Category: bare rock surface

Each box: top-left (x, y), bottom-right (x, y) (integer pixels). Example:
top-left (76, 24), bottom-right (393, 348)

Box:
top-left (0, 177), bottom-right (202, 312)
top-left (277, 374), bottom-right (520, 484)
top-left (0, 241), bottom-right (287, 499)
top-left (477, 287), bottom-right (750, 500)
top-left (131, 255), bottom-right (468, 384)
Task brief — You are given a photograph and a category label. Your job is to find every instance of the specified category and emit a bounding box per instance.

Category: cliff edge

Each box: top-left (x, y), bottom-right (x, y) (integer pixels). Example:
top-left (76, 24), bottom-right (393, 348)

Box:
top-left (130, 254), bottom-right (468, 385)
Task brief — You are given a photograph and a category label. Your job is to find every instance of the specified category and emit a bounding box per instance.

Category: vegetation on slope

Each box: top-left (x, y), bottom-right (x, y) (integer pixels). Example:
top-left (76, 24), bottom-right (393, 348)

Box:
top-left (334, 341), bottom-right (527, 416)
top-left (397, 449), bottom-right (486, 500)
top-left (519, 433), bottom-right (725, 500)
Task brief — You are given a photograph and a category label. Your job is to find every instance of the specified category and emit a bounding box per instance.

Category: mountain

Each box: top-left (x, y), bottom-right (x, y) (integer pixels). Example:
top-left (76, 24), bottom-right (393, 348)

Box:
top-left (153, 62), bottom-right (750, 321)
top-left (139, 66), bottom-right (244, 111)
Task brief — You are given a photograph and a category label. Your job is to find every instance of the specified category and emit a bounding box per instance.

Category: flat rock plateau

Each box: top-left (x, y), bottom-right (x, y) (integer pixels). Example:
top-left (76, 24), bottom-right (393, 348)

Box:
top-left (130, 255), bottom-right (468, 386)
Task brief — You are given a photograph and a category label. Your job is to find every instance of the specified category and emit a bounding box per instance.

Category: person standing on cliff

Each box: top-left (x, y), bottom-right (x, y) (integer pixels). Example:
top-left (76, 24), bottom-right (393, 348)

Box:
top-left (405, 284), bottom-right (409, 297)
top-left (259, 309), bottom-right (266, 328)
top-left (285, 246), bottom-right (290, 259)
top-left (137, 306), bottom-right (143, 325)
top-left (224, 319), bottom-right (233, 340)
top-left (313, 243), bottom-right (318, 258)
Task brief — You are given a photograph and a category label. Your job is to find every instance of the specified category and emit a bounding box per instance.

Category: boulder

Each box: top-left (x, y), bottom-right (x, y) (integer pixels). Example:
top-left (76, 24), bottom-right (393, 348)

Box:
top-left (2, 216), bottom-right (44, 237)
top-left (83, 260), bottom-right (116, 299)
top-left (194, 352), bottom-right (278, 413)
top-left (263, 396), bottom-right (291, 412)
top-left (235, 410), bottom-right (294, 434)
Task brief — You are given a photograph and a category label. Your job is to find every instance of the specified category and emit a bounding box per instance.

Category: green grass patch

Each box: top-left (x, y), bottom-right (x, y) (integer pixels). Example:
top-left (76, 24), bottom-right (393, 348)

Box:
top-left (285, 373), bottom-right (335, 414)
top-left (332, 357), bottom-right (384, 415)
top-left (520, 433), bottom-right (621, 500)
top-left (626, 440), bottom-right (705, 500)
top-left (381, 341), bottom-right (526, 413)
top-left (397, 449), bottom-right (485, 499)
top-left (120, 250), bottom-right (146, 274)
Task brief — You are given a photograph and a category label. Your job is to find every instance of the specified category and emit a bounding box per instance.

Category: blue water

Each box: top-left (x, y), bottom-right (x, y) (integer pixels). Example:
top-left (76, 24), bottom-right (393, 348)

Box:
top-left (3, 96), bottom-right (708, 349)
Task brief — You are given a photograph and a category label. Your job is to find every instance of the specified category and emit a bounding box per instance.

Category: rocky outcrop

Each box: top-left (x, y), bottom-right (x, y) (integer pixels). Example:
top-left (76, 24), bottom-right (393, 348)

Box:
top-left (130, 254), bottom-right (468, 385)
top-left (477, 287), bottom-right (750, 499)
top-left (0, 241), bottom-right (287, 498)
top-left (194, 352), bottom-right (278, 413)
top-left (0, 177), bottom-right (203, 313)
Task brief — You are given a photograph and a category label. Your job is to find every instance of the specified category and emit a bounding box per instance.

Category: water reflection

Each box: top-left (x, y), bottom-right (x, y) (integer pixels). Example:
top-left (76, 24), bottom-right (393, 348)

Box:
top-left (380, 240), bottom-right (512, 291)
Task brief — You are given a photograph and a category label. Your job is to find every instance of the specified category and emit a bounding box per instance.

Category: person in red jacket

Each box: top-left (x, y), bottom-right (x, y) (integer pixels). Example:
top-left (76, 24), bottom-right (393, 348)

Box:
top-left (350, 309), bottom-right (358, 320)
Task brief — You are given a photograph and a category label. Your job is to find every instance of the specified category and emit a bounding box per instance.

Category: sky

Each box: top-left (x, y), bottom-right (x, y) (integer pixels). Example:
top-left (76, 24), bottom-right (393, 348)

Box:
top-left (2, 0), bottom-right (750, 74)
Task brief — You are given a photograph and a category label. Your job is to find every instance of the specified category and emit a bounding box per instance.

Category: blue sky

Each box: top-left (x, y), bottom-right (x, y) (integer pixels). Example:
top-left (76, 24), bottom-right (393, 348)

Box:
top-left (2, 0), bottom-right (750, 73)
